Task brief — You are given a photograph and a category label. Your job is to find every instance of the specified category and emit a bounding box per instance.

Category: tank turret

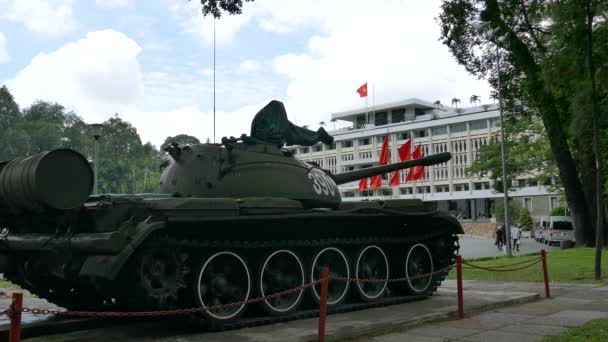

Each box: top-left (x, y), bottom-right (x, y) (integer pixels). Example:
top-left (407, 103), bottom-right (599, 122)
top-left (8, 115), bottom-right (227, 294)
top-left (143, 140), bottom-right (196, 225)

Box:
top-left (158, 137), bottom-right (450, 208)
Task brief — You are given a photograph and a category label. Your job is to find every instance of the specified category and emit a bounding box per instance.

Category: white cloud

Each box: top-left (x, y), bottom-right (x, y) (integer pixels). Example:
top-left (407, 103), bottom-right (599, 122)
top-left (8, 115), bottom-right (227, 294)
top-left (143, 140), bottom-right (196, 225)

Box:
top-left (0, 32), bottom-right (8, 64)
top-left (239, 59), bottom-right (260, 72)
top-left (9, 30), bottom-right (143, 123)
top-left (96, 0), bottom-right (129, 8)
top-left (124, 102), bottom-right (269, 146)
top-left (0, 0), bottom-right (77, 37)
top-left (269, 0), bottom-right (491, 128)
top-left (167, 0), bottom-right (490, 130)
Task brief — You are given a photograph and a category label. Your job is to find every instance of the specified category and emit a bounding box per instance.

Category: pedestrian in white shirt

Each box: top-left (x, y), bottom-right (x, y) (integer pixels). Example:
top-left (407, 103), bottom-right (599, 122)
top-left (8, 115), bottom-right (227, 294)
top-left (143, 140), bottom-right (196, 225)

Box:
top-left (511, 225), bottom-right (521, 252)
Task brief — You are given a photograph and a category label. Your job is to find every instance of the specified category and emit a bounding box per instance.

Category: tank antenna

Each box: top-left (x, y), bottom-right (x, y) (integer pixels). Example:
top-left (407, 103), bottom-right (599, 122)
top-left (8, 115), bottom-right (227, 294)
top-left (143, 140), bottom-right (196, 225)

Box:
top-left (213, 18), bottom-right (216, 143)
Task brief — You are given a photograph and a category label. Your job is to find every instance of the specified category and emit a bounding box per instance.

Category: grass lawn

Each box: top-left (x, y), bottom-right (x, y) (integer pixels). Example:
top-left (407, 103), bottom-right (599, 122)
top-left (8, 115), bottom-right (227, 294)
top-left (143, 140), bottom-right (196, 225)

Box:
top-left (448, 247), bottom-right (608, 283)
top-left (0, 279), bottom-right (16, 288)
top-left (540, 319), bottom-right (608, 341)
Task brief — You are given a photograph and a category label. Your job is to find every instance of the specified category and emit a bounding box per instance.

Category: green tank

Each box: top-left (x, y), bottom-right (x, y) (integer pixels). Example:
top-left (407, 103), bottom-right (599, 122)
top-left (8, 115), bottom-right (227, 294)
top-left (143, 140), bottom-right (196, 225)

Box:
top-left (0, 101), bottom-right (462, 328)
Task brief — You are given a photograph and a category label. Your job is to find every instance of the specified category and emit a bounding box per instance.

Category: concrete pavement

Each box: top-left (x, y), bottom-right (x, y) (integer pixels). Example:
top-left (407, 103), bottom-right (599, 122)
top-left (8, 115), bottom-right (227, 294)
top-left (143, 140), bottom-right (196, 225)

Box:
top-left (20, 280), bottom-right (542, 341)
top-left (458, 235), bottom-right (558, 259)
top-left (358, 281), bottom-right (608, 342)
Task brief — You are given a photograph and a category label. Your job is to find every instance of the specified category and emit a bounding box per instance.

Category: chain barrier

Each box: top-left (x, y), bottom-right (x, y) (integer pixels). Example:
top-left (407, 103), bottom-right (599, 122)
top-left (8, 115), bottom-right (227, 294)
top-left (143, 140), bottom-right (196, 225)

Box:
top-left (0, 254), bottom-right (547, 318)
top-left (331, 264), bottom-right (454, 284)
top-left (1, 280), bottom-right (322, 318)
top-left (461, 256), bottom-right (543, 272)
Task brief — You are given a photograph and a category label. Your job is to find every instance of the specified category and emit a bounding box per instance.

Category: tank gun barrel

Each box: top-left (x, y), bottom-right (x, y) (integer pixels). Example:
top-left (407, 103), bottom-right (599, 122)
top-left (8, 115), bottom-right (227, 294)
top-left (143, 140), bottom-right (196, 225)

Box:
top-left (0, 149), bottom-right (93, 213)
top-left (330, 152), bottom-right (451, 185)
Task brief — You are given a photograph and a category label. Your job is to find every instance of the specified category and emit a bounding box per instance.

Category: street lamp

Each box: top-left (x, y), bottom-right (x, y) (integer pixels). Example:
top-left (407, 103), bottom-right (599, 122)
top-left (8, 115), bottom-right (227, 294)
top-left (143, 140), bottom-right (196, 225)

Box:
top-left (476, 23), bottom-right (513, 256)
top-left (89, 123), bottom-right (103, 195)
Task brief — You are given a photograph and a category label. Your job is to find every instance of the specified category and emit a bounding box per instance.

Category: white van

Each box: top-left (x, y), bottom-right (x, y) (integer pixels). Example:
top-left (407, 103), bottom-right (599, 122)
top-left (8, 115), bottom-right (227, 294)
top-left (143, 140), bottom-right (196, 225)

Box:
top-left (544, 216), bottom-right (575, 245)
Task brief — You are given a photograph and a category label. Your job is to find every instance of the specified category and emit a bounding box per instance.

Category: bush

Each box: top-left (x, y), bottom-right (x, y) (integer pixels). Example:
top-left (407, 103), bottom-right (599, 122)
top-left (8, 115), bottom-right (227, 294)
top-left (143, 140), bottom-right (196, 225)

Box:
top-left (494, 200), bottom-right (523, 225)
top-left (519, 207), bottom-right (533, 231)
top-left (549, 206), bottom-right (567, 216)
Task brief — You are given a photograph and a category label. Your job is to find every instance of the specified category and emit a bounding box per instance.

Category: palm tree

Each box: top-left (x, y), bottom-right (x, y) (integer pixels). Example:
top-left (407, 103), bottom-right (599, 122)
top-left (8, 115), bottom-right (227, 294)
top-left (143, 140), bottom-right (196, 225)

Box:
top-left (330, 118), bottom-right (337, 130)
top-left (433, 100), bottom-right (442, 108)
top-left (489, 92), bottom-right (498, 103)
top-left (319, 121), bottom-right (326, 128)
top-left (451, 98), bottom-right (461, 108)
top-left (469, 94), bottom-right (480, 108)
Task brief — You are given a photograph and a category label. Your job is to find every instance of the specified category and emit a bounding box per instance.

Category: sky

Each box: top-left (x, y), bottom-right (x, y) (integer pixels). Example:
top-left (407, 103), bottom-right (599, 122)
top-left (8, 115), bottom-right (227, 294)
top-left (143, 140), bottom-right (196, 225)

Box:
top-left (0, 0), bottom-right (491, 148)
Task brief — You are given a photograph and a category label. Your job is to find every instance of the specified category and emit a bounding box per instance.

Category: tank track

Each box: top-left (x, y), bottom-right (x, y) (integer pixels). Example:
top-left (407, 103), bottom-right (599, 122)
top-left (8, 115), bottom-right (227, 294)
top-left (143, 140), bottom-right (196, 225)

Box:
top-left (7, 232), bottom-right (459, 332)
top-left (124, 231), bottom-right (460, 330)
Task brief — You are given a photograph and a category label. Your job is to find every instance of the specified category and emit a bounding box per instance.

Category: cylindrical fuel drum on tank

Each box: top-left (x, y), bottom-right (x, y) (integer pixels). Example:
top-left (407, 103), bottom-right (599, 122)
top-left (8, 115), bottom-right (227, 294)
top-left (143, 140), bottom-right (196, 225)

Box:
top-left (0, 149), bottom-right (93, 213)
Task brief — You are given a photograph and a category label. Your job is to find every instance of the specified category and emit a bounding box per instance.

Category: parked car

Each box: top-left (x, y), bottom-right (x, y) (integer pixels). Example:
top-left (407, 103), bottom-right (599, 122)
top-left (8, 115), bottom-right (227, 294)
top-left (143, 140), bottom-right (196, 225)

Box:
top-left (544, 216), bottom-right (575, 246)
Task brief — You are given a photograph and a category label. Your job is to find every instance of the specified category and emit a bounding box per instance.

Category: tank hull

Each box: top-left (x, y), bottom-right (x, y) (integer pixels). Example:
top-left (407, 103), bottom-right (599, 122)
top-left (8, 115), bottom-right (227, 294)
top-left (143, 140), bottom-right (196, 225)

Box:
top-left (0, 194), bottom-right (461, 328)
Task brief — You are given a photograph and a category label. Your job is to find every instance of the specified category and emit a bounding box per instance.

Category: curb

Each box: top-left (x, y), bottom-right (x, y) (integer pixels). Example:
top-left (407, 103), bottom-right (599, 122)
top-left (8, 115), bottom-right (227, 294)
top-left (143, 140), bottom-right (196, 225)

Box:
top-left (315, 292), bottom-right (541, 342)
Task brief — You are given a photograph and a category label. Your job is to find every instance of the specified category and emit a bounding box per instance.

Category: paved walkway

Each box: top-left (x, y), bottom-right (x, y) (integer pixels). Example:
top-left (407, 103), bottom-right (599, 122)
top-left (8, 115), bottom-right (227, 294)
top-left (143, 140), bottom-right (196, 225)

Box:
top-left (6, 280), bottom-right (607, 341)
top-left (356, 281), bottom-right (608, 342)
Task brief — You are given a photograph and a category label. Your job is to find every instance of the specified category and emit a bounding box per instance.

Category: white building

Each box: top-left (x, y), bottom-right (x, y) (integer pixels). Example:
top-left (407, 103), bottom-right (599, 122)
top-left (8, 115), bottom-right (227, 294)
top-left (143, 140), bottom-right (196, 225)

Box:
top-left (285, 98), bottom-right (561, 222)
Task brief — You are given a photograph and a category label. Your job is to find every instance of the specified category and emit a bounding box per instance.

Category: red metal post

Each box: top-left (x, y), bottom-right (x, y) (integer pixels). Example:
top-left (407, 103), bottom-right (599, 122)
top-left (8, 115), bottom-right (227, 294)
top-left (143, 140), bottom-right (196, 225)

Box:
top-left (9, 292), bottom-right (23, 342)
top-left (317, 266), bottom-right (329, 342)
top-left (456, 255), bottom-right (464, 319)
top-left (541, 250), bottom-right (551, 298)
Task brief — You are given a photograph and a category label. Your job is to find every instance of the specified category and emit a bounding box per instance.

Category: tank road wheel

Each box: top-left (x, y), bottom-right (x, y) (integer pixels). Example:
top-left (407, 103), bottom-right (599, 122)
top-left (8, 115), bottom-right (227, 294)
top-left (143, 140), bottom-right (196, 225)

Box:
top-left (354, 245), bottom-right (389, 301)
top-left (310, 247), bottom-right (350, 306)
top-left (403, 243), bottom-right (434, 295)
top-left (134, 246), bottom-right (189, 309)
top-left (258, 249), bottom-right (306, 316)
top-left (195, 251), bottom-right (251, 323)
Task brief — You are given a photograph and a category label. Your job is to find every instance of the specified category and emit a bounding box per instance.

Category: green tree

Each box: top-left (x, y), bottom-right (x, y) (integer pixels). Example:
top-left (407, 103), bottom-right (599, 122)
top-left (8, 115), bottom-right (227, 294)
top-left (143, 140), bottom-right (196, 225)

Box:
top-left (437, 0), bottom-right (608, 247)
top-left (494, 200), bottom-right (523, 226)
top-left (96, 115), bottom-right (145, 193)
top-left (469, 94), bottom-right (480, 108)
top-left (451, 98), bottom-right (460, 108)
top-left (467, 115), bottom-right (557, 193)
top-left (519, 207), bottom-right (533, 231)
top-left (196, 0), bottom-right (254, 18)
top-left (0, 85), bottom-right (29, 160)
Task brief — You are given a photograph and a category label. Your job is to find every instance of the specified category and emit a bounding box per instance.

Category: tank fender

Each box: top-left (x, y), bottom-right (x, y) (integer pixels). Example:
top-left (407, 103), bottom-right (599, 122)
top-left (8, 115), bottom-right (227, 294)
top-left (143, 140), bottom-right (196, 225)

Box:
top-left (436, 211), bottom-right (465, 234)
top-left (79, 218), bottom-right (166, 280)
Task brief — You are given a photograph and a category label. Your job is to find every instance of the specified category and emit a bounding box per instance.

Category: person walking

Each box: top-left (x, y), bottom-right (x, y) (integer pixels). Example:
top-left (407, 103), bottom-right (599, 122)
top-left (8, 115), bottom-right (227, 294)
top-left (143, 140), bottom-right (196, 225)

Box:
top-left (511, 224), bottom-right (521, 252)
top-left (495, 225), bottom-right (505, 251)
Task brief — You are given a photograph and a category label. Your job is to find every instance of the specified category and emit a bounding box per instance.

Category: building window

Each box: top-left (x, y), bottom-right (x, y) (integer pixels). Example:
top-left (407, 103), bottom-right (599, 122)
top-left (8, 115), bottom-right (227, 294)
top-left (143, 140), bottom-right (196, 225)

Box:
top-left (524, 197), bottom-right (533, 212)
top-left (470, 120), bottom-right (488, 130)
top-left (451, 123), bottom-right (467, 133)
top-left (431, 126), bottom-right (447, 136)
top-left (300, 147), bottom-right (309, 154)
top-left (399, 132), bottom-right (410, 140)
top-left (313, 145), bottom-right (322, 152)
top-left (416, 129), bottom-right (427, 138)
top-left (326, 143), bottom-right (336, 150)
top-left (343, 191), bottom-right (355, 198)
top-left (356, 115), bottom-right (366, 129)
top-left (392, 109), bottom-right (405, 123)
top-left (550, 196), bottom-right (559, 210)
top-left (341, 140), bottom-right (353, 148)
top-left (491, 118), bottom-right (501, 128)
top-left (415, 108), bottom-right (426, 116)
top-left (358, 138), bottom-right (370, 145)
top-left (376, 136), bottom-right (387, 144)
top-left (399, 187), bottom-right (413, 195)
top-left (381, 189), bottom-right (392, 196)
top-left (375, 111), bottom-right (388, 126)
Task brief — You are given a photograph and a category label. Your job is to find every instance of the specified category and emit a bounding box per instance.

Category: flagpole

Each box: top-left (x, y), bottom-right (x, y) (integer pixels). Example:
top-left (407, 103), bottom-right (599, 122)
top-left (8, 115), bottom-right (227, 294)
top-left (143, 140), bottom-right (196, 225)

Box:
top-left (365, 80), bottom-right (368, 130)
top-left (213, 18), bottom-right (216, 143)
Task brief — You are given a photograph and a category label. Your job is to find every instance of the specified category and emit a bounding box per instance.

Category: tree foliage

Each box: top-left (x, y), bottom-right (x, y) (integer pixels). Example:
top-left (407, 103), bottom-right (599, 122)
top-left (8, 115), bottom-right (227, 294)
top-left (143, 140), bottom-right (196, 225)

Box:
top-left (0, 85), bottom-right (184, 194)
top-left (519, 207), bottom-right (533, 231)
top-left (467, 115), bottom-right (557, 193)
top-left (195, 0), bottom-right (254, 18)
top-left (437, 0), bottom-right (608, 246)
